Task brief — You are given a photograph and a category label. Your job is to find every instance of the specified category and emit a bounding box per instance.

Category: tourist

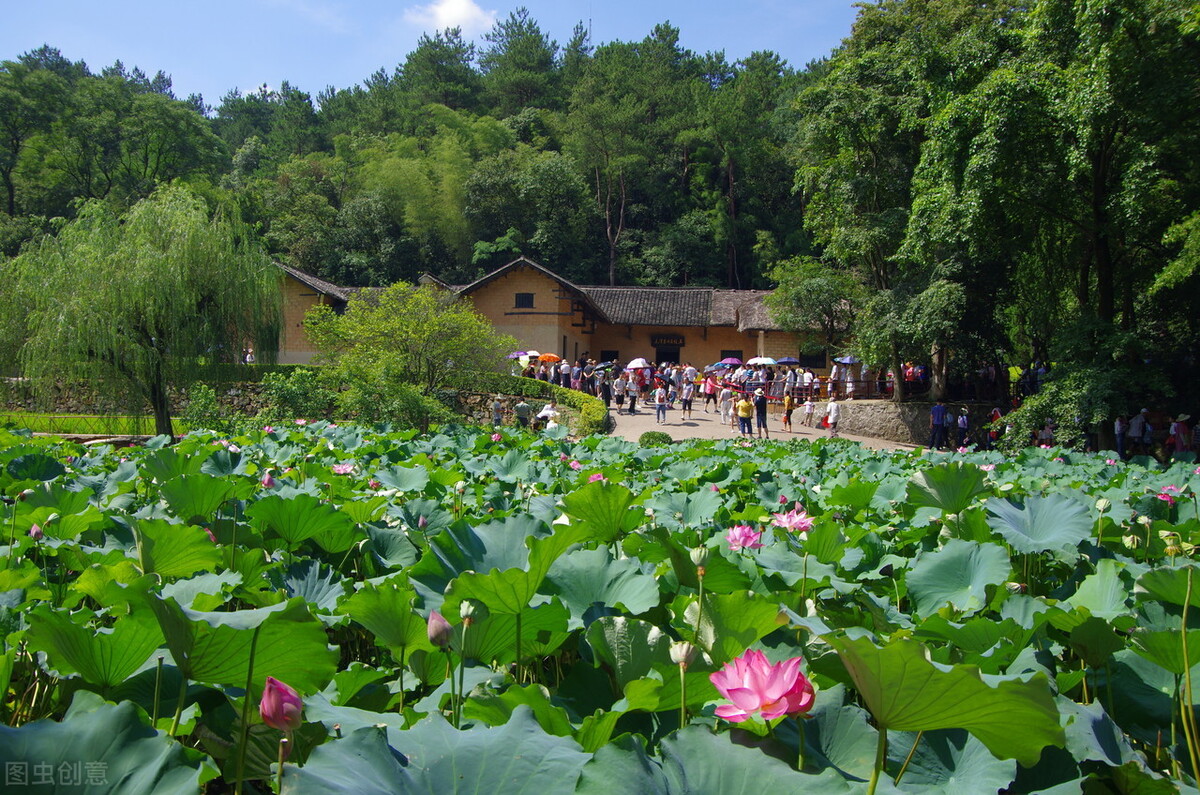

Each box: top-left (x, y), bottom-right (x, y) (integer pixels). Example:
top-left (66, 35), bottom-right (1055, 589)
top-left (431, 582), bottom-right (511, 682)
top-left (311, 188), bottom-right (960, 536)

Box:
top-left (956, 407), bottom-right (969, 447)
top-left (753, 388), bottom-right (770, 439)
top-left (612, 373), bottom-right (627, 413)
top-left (513, 398), bottom-right (531, 428)
top-left (735, 392), bottom-right (754, 437)
top-left (702, 372), bottom-right (719, 412)
top-left (680, 379), bottom-right (695, 420)
top-left (654, 383), bottom-right (669, 425)
top-left (598, 370), bottom-right (611, 408)
top-left (1114, 414), bottom-right (1127, 458)
top-left (929, 399), bottom-right (948, 450)
top-left (719, 385), bottom-right (735, 428)
top-left (1169, 414), bottom-right (1191, 456)
top-left (803, 396), bottom-right (815, 427)
top-left (536, 399), bottom-right (559, 432)
top-left (1127, 408), bottom-right (1148, 456)
top-left (491, 395), bottom-right (503, 426)
top-left (825, 398), bottom-right (840, 438)
top-left (782, 391), bottom-right (795, 433)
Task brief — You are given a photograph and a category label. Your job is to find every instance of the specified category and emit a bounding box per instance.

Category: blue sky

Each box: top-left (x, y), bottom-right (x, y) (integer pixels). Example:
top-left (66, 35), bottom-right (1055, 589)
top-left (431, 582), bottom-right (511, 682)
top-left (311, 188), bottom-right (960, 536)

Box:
top-left (1, 0), bottom-right (861, 106)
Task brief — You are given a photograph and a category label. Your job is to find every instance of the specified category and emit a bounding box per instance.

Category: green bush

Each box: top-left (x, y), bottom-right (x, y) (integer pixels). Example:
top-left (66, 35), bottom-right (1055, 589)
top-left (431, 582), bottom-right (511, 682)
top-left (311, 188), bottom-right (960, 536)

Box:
top-left (334, 377), bottom-right (456, 431)
top-left (181, 383), bottom-right (231, 434)
top-left (260, 367), bottom-right (338, 421)
top-left (638, 431), bottom-right (673, 446)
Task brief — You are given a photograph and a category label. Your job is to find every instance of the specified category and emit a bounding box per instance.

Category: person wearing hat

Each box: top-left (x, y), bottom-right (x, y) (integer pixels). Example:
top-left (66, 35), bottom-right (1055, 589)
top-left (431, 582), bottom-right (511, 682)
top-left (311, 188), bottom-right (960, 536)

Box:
top-left (825, 398), bottom-right (840, 438)
top-left (753, 387), bottom-right (770, 439)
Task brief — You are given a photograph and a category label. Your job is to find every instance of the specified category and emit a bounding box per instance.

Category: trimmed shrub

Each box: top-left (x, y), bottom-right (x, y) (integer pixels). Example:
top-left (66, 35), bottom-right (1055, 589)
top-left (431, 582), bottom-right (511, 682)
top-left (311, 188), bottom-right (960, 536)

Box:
top-left (638, 431), bottom-right (673, 446)
top-left (479, 374), bottom-right (612, 436)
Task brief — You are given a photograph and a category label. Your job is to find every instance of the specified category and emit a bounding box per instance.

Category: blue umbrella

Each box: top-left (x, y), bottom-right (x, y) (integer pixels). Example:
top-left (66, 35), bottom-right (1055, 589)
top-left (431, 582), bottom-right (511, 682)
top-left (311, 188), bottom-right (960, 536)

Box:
top-left (834, 356), bottom-right (861, 365)
top-left (777, 356), bottom-right (801, 365)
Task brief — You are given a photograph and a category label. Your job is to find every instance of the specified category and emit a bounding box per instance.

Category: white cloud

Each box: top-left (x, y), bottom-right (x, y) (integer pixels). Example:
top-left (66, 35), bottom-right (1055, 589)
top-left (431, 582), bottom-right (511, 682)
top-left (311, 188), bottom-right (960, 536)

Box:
top-left (403, 0), bottom-right (496, 36)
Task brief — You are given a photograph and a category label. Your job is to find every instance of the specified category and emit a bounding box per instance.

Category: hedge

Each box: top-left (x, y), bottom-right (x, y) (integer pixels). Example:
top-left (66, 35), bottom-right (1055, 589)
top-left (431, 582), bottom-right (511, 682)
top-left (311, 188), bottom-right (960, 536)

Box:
top-left (478, 374), bottom-right (613, 436)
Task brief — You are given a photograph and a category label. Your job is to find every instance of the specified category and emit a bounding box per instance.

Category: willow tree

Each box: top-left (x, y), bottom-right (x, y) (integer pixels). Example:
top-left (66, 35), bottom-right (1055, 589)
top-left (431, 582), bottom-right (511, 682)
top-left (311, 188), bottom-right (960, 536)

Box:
top-left (4, 185), bottom-right (281, 437)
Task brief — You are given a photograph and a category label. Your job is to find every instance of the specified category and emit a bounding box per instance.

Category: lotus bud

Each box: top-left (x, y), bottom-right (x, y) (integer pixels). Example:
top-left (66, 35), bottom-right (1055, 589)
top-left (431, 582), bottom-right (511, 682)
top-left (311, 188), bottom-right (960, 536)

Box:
top-left (1137, 515), bottom-right (1152, 528)
top-left (1005, 582), bottom-right (1027, 594)
top-left (260, 470), bottom-right (276, 489)
top-left (17, 489), bottom-right (34, 502)
top-left (460, 599), bottom-right (489, 627)
top-left (1095, 498), bottom-right (1111, 512)
top-left (417, 515), bottom-right (428, 530)
top-left (260, 676), bottom-right (303, 732)
top-left (28, 524), bottom-right (43, 541)
top-left (689, 547), bottom-right (709, 569)
top-left (669, 641), bottom-right (697, 670)
top-left (427, 610), bottom-right (453, 649)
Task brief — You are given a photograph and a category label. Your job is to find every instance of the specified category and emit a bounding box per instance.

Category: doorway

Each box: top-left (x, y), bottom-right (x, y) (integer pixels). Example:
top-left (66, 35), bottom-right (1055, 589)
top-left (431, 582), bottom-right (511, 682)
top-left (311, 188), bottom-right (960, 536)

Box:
top-left (655, 347), bottom-right (680, 365)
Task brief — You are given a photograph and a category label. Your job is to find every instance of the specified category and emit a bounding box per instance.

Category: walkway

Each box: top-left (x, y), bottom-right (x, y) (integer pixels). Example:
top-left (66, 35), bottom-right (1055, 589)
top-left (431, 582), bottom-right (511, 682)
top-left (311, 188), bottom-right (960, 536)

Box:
top-left (606, 402), bottom-right (916, 451)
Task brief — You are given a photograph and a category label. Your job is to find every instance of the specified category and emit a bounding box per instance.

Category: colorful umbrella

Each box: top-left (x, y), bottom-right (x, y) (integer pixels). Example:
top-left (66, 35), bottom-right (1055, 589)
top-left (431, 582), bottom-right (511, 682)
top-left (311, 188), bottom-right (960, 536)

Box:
top-left (506, 351), bottom-right (528, 359)
top-left (777, 356), bottom-right (801, 365)
top-left (627, 357), bottom-right (651, 369)
top-left (719, 357), bottom-right (742, 365)
top-left (747, 356), bottom-right (777, 365)
top-left (539, 353), bottom-right (563, 363)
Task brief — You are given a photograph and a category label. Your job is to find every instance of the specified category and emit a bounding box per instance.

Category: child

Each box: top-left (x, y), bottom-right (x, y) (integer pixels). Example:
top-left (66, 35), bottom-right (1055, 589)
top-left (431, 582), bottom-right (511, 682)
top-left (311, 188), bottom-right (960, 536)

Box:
top-left (803, 397), bottom-right (815, 427)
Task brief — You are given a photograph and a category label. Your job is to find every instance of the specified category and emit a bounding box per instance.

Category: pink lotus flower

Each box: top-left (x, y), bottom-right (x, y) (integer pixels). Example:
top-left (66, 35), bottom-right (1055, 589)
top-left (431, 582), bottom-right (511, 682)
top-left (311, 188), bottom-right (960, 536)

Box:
top-left (369, 479), bottom-right (382, 490)
top-left (771, 505), bottom-right (813, 533)
top-left (958, 446), bottom-right (969, 453)
top-left (588, 473), bottom-right (606, 482)
top-left (1106, 459), bottom-right (1118, 465)
top-left (980, 464), bottom-right (996, 472)
top-left (262, 425), bottom-right (275, 433)
top-left (331, 462), bottom-right (354, 475)
top-left (710, 484), bottom-right (720, 492)
top-left (1194, 466), bottom-right (1200, 476)
top-left (569, 460), bottom-right (582, 470)
top-left (417, 515), bottom-right (428, 529)
top-left (204, 527), bottom-right (217, 543)
top-left (260, 677), bottom-right (303, 731)
top-left (1158, 492), bottom-right (1177, 506)
top-left (779, 494), bottom-right (789, 505)
top-left (28, 524), bottom-right (43, 541)
top-left (491, 433), bottom-right (502, 442)
top-left (560, 454), bottom-right (569, 462)
top-left (260, 471), bottom-right (276, 489)
top-left (725, 525), bottom-right (763, 552)
top-left (1054, 457), bottom-right (1064, 463)
top-left (709, 649), bottom-right (815, 722)
top-left (295, 419), bottom-right (308, 426)
top-left (427, 610), bottom-right (453, 649)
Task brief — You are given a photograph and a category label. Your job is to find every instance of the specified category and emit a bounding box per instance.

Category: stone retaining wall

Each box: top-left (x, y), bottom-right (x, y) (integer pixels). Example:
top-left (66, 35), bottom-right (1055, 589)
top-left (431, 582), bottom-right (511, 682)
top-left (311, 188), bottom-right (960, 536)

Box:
top-left (830, 399), bottom-right (999, 446)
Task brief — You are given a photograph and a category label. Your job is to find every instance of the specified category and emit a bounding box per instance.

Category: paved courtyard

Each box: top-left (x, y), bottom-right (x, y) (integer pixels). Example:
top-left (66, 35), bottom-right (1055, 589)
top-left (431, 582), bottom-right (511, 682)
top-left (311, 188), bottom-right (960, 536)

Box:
top-left (605, 401), bottom-right (916, 451)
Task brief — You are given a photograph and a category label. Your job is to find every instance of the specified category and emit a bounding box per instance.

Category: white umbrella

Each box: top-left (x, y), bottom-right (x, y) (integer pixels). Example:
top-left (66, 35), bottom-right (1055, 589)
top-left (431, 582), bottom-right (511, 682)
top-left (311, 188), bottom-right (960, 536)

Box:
top-left (747, 356), bottom-right (777, 365)
top-left (627, 357), bottom-right (651, 369)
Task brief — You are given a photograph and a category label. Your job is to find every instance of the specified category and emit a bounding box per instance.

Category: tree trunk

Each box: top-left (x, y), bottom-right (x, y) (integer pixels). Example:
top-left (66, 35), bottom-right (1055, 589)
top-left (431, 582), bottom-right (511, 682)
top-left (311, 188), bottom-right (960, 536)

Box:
top-left (148, 375), bottom-right (174, 439)
top-left (890, 344), bottom-right (906, 404)
top-left (930, 343), bottom-right (948, 402)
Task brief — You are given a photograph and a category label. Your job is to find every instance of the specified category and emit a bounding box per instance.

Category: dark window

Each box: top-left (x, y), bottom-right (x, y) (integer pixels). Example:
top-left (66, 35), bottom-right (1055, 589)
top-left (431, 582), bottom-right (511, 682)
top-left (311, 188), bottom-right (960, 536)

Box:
top-left (515, 292), bottom-right (534, 308)
top-left (600, 349), bottom-right (620, 363)
top-left (720, 349), bottom-right (744, 362)
top-left (798, 350), bottom-right (827, 368)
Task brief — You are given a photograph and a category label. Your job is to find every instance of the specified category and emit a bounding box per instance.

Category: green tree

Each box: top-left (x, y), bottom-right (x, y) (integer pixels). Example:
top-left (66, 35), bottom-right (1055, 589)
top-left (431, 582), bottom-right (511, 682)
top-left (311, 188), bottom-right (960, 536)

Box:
top-left (401, 28), bottom-right (482, 112)
top-left (766, 257), bottom-right (864, 353)
top-left (304, 282), bottom-right (516, 395)
top-left (479, 8), bottom-right (559, 116)
top-left (1, 185), bottom-right (281, 437)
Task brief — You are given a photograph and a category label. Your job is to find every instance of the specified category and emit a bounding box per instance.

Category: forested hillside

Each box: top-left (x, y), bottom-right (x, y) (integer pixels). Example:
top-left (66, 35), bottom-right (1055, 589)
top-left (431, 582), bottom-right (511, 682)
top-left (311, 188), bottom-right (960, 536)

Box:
top-left (2, 1), bottom-right (1199, 421)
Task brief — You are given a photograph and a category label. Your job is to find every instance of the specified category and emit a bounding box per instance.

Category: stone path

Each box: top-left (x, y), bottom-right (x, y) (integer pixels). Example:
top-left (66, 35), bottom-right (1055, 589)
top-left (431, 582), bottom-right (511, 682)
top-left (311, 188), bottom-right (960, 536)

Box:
top-left (605, 401), bottom-right (917, 451)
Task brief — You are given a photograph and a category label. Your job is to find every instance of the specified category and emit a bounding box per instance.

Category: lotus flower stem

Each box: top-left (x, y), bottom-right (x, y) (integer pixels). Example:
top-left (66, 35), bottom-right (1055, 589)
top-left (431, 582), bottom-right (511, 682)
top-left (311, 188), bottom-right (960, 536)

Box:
top-left (894, 730), bottom-right (922, 784)
top-left (276, 737), bottom-right (288, 792)
top-left (679, 664), bottom-right (687, 730)
top-left (515, 610), bottom-right (523, 684)
top-left (457, 633), bottom-right (467, 728)
top-left (1181, 569), bottom-right (1200, 779)
top-left (397, 649), bottom-right (406, 712)
top-left (234, 625), bottom-right (262, 795)
top-left (152, 655), bottom-right (164, 726)
top-left (169, 671), bottom-right (189, 736)
top-left (867, 727), bottom-right (887, 795)
top-left (6, 504), bottom-right (16, 569)
top-left (1171, 677), bottom-right (1183, 780)
top-left (796, 717), bottom-right (807, 772)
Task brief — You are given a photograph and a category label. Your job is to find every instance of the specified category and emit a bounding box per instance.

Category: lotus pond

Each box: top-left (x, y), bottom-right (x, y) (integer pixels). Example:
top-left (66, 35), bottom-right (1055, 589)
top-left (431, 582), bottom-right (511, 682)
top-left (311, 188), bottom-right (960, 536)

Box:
top-left (1, 423), bottom-right (1199, 793)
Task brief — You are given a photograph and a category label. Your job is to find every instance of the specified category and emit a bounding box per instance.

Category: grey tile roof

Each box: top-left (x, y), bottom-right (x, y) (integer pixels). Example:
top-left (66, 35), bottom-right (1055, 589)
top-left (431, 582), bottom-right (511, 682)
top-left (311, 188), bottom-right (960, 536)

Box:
top-left (277, 263), bottom-right (350, 302)
top-left (583, 287), bottom-right (713, 327)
